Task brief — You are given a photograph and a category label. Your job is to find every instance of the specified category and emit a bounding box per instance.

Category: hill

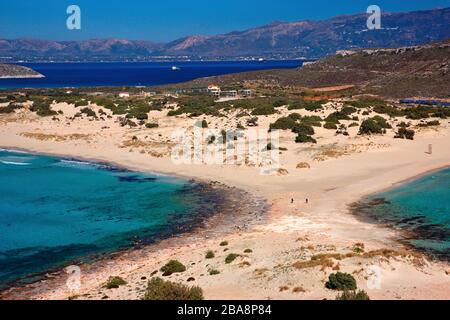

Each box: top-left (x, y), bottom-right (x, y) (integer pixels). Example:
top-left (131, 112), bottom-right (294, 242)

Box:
top-left (0, 64), bottom-right (43, 78)
top-left (180, 40), bottom-right (450, 99)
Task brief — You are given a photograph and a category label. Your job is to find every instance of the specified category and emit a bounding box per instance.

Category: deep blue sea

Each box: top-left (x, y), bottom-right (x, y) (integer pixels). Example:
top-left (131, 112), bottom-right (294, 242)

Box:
top-left (359, 168), bottom-right (450, 260)
top-left (0, 150), bottom-right (217, 289)
top-left (0, 60), bottom-right (303, 89)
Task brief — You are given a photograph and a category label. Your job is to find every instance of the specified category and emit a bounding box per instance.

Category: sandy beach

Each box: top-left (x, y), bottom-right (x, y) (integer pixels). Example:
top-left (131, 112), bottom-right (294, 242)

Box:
top-left (0, 101), bottom-right (449, 300)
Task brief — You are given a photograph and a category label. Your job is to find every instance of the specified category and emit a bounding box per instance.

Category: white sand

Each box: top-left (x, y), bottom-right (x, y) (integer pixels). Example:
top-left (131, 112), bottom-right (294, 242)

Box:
top-left (0, 102), bottom-right (449, 300)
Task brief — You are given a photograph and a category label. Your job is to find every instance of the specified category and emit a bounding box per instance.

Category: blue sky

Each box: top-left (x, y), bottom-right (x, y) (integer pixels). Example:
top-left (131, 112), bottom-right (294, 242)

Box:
top-left (0, 0), bottom-right (449, 42)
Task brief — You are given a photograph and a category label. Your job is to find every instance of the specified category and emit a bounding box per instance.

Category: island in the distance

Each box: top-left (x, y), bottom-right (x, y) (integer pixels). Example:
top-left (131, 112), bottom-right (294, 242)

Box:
top-left (0, 63), bottom-right (44, 79)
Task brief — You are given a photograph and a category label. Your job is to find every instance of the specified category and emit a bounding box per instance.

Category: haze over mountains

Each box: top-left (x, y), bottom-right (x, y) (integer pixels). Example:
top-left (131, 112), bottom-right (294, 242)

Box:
top-left (0, 7), bottom-right (449, 62)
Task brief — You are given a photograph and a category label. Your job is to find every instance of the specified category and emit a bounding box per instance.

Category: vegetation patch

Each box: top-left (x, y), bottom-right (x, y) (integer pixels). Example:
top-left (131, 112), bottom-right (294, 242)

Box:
top-left (105, 276), bottom-right (127, 289)
top-left (209, 269), bottom-right (220, 276)
top-left (325, 272), bottom-right (357, 291)
top-left (336, 290), bottom-right (370, 300)
top-left (160, 260), bottom-right (186, 276)
top-left (358, 116), bottom-right (391, 135)
top-left (225, 253), bottom-right (239, 264)
top-left (143, 277), bottom-right (203, 300)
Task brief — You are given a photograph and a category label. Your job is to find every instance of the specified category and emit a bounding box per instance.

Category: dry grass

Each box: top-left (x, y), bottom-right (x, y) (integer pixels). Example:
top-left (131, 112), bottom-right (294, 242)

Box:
top-left (296, 162), bottom-right (311, 169)
top-left (279, 286), bottom-right (289, 292)
top-left (293, 249), bottom-right (425, 271)
top-left (20, 132), bottom-right (91, 142)
top-left (312, 143), bottom-right (390, 162)
top-left (254, 268), bottom-right (269, 277)
top-left (292, 286), bottom-right (306, 293)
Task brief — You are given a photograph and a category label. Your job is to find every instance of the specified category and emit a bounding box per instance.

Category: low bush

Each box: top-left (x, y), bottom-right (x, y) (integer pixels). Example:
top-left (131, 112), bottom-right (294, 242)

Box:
top-left (292, 124), bottom-right (315, 136)
top-left (205, 250), bottom-right (215, 259)
top-left (160, 260), bottom-right (186, 276)
top-left (325, 272), bottom-right (357, 291)
top-left (358, 116), bottom-right (391, 135)
top-left (209, 269), bottom-right (220, 276)
top-left (336, 290), bottom-right (370, 300)
top-left (395, 127), bottom-right (415, 140)
top-left (145, 122), bottom-right (159, 129)
top-left (295, 133), bottom-right (317, 144)
top-left (417, 120), bottom-right (440, 127)
top-left (143, 277), bottom-right (203, 300)
top-left (219, 241), bottom-right (229, 246)
top-left (324, 122), bottom-right (338, 130)
top-left (252, 105), bottom-right (276, 116)
top-left (0, 103), bottom-right (22, 114)
top-left (225, 253), bottom-right (239, 264)
top-left (105, 276), bottom-right (127, 289)
top-left (80, 107), bottom-right (97, 118)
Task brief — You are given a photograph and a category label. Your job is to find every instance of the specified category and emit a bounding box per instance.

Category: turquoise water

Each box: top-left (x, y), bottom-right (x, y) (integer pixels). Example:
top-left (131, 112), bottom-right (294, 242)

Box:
top-left (360, 168), bottom-right (450, 260)
top-left (0, 150), bottom-right (213, 289)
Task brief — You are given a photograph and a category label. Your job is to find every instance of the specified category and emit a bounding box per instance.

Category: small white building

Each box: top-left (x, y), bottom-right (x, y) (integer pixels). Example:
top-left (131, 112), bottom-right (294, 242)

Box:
top-left (119, 92), bottom-right (130, 98)
top-left (207, 85), bottom-right (221, 97)
top-left (240, 89), bottom-right (252, 97)
top-left (224, 90), bottom-right (237, 97)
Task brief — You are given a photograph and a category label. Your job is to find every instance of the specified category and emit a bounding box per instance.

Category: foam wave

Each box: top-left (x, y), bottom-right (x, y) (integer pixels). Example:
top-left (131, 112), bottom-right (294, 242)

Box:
top-left (0, 161), bottom-right (31, 166)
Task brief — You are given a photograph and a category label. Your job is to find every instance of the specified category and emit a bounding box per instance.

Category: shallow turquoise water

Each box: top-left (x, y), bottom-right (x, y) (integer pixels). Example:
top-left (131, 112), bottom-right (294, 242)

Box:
top-left (0, 150), bottom-right (212, 289)
top-left (361, 168), bottom-right (450, 259)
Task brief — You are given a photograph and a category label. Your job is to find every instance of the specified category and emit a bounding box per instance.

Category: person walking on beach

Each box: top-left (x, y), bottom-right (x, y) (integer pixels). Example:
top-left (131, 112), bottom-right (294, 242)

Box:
top-left (305, 198), bottom-right (309, 204)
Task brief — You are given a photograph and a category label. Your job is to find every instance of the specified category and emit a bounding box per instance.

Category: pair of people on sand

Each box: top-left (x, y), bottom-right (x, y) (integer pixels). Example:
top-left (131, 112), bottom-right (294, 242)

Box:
top-left (291, 198), bottom-right (308, 204)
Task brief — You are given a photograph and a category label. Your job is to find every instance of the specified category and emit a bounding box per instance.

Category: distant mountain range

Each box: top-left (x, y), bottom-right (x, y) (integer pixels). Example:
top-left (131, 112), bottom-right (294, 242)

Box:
top-left (0, 7), bottom-right (449, 62)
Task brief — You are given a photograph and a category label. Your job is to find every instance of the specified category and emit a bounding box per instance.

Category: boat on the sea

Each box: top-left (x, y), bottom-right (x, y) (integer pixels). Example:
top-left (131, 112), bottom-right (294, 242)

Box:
top-left (171, 66), bottom-right (181, 71)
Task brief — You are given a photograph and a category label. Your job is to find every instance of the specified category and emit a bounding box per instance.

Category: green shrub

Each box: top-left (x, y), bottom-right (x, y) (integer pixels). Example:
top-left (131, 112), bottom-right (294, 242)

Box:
top-left (205, 250), bottom-right (215, 259)
top-left (417, 120), bottom-right (440, 127)
top-left (273, 99), bottom-right (289, 108)
top-left (324, 122), bottom-right (338, 130)
top-left (201, 119), bottom-right (208, 128)
top-left (325, 272), bottom-right (357, 291)
top-left (292, 124), bottom-right (315, 135)
top-left (225, 253), bottom-right (239, 264)
top-left (252, 105), bottom-right (276, 116)
top-left (80, 107), bottom-right (97, 118)
top-left (244, 249), bottom-right (253, 253)
top-left (105, 276), bottom-right (127, 289)
top-left (160, 260), bottom-right (186, 276)
top-left (358, 116), bottom-right (391, 135)
top-left (145, 122), bottom-right (159, 129)
top-left (219, 241), bottom-right (229, 246)
top-left (347, 98), bottom-right (388, 109)
top-left (30, 99), bottom-right (58, 117)
top-left (295, 133), bottom-right (317, 144)
top-left (209, 269), bottom-right (220, 275)
top-left (270, 116), bottom-right (297, 130)
top-left (143, 277), bottom-right (203, 300)
top-left (0, 103), bottom-right (22, 114)
top-left (395, 127), bottom-right (415, 140)
top-left (301, 115), bottom-right (323, 127)
top-left (336, 290), bottom-right (370, 300)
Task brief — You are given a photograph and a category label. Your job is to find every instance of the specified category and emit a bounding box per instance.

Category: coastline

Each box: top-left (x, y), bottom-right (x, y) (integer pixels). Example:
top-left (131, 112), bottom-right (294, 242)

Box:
top-left (0, 101), bottom-right (449, 299)
top-left (0, 75), bottom-right (44, 79)
top-left (0, 145), bottom-right (448, 300)
top-left (348, 166), bottom-right (450, 262)
top-left (0, 148), bottom-right (268, 299)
